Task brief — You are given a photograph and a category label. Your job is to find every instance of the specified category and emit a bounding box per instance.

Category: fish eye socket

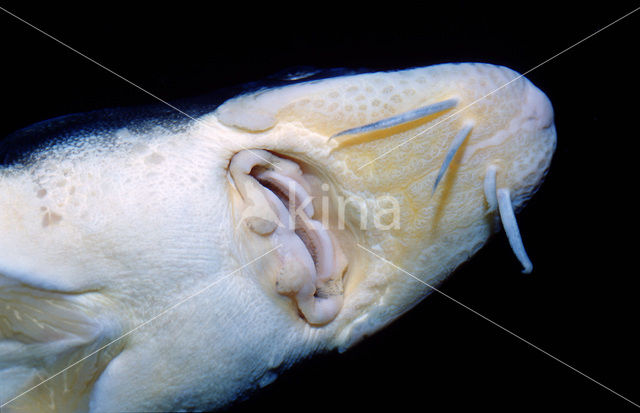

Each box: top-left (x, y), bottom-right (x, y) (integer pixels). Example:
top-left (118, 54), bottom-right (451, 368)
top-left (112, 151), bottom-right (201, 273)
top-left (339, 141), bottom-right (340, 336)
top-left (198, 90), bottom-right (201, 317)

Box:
top-left (228, 149), bottom-right (349, 326)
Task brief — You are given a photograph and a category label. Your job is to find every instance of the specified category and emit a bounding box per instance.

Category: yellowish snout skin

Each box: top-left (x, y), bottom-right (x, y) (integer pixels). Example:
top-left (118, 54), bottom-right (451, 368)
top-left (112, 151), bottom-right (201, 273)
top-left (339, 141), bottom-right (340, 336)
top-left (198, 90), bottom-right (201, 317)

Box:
top-left (0, 63), bottom-right (555, 412)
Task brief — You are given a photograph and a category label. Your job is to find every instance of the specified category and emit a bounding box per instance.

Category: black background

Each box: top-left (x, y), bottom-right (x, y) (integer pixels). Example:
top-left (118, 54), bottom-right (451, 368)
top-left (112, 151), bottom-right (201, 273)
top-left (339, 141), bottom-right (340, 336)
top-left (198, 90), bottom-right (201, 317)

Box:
top-left (1, 2), bottom-right (639, 411)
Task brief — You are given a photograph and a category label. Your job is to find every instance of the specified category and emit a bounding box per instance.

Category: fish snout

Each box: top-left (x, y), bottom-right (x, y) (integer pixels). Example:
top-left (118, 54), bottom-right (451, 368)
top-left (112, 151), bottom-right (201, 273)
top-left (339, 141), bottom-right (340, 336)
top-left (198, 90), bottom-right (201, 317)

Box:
top-left (505, 78), bottom-right (556, 210)
top-left (318, 65), bottom-right (556, 346)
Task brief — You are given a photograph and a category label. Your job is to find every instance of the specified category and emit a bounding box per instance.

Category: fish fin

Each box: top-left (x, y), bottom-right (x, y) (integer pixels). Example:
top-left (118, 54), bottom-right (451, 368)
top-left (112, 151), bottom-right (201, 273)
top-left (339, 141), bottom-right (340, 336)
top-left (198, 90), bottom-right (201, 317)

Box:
top-left (0, 280), bottom-right (123, 412)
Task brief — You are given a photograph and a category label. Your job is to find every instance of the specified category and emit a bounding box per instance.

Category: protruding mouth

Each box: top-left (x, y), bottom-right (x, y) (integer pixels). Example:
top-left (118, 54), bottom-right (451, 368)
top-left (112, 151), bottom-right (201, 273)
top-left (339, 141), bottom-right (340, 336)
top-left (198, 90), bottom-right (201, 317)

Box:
top-left (254, 168), bottom-right (336, 282)
top-left (229, 150), bottom-right (348, 325)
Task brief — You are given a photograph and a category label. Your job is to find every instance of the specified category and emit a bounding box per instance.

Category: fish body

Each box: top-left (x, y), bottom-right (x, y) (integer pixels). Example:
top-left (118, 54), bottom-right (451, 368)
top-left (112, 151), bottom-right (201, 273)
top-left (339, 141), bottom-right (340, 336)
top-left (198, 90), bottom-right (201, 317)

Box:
top-left (0, 63), bottom-right (555, 412)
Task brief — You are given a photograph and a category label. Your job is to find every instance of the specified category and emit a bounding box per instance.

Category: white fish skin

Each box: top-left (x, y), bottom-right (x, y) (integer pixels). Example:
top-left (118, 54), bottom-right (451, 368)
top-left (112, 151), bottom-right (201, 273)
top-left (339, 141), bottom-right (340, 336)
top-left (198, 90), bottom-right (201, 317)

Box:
top-left (0, 62), bottom-right (555, 412)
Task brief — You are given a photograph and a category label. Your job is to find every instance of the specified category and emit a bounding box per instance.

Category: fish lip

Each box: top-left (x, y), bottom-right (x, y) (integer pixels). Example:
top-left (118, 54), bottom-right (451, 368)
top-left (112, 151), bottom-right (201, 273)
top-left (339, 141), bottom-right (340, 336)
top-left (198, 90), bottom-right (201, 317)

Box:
top-left (254, 168), bottom-right (341, 285)
top-left (228, 149), bottom-right (348, 325)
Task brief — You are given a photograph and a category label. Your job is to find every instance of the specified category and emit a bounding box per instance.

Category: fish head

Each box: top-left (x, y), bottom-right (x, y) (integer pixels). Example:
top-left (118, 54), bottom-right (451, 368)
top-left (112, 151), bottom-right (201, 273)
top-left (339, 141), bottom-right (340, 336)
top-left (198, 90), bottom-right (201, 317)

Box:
top-left (0, 63), bottom-right (555, 411)
top-left (218, 62), bottom-right (556, 347)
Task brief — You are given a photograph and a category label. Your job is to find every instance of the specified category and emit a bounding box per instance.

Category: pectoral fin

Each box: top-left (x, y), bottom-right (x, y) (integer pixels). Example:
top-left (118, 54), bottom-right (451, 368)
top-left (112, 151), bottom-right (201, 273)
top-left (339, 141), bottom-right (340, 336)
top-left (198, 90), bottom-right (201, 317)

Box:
top-left (0, 280), bottom-right (123, 412)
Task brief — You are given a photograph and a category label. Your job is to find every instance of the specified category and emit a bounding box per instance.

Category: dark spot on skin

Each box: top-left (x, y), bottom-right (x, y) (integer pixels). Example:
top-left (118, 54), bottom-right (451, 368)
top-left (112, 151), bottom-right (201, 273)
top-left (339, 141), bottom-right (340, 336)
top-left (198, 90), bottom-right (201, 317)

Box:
top-left (36, 189), bottom-right (47, 198)
top-left (42, 211), bottom-right (63, 227)
top-left (144, 152), bottom-right (165, 165)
